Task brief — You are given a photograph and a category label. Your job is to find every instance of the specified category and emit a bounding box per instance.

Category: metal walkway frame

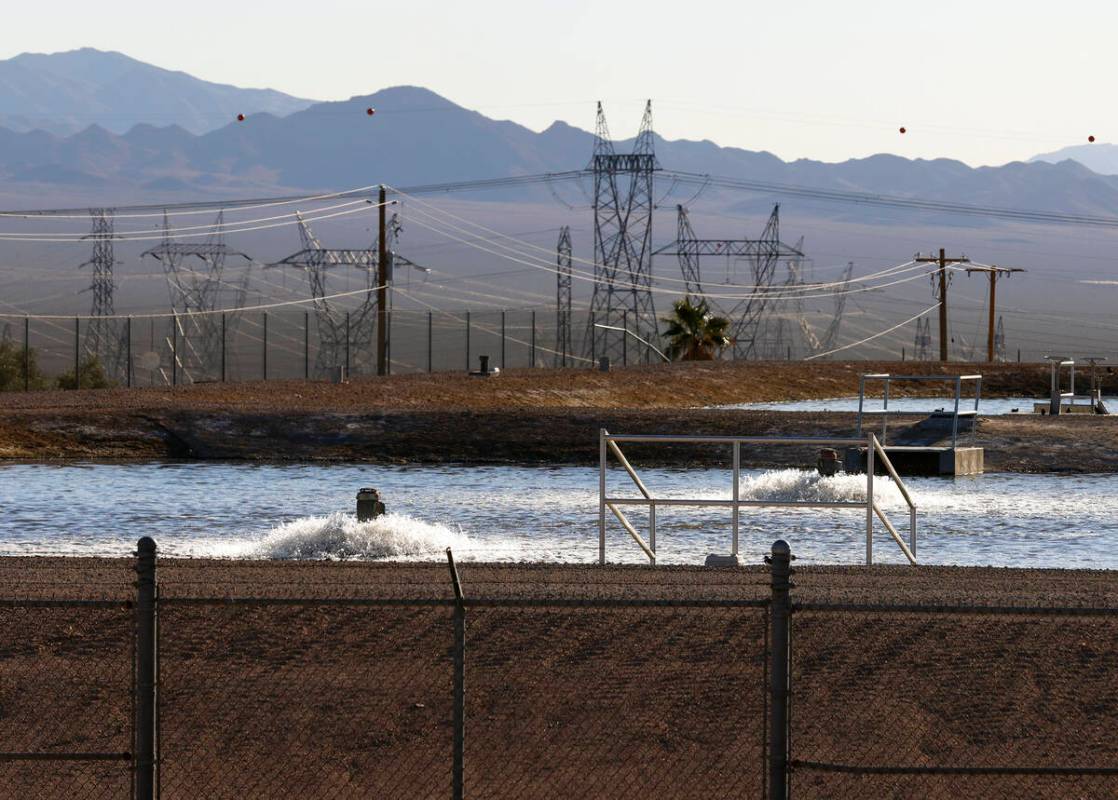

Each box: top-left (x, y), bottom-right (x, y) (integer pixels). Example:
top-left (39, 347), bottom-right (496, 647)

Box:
top-left (598, 429), bottom-right (917, 566)
top-left (856, 373), bottom-right (983, 448)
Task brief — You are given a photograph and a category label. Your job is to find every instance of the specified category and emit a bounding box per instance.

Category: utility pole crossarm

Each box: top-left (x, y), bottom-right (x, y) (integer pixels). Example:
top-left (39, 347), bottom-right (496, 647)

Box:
top-left (915, 249), bottom-right (970, 362)
top-left (963, 264), bottom-right (1025, 362)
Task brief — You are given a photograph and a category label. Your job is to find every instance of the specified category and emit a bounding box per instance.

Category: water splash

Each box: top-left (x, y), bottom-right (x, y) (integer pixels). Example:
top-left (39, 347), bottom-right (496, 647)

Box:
top-left (738, 469), bottom-right (904, 505)
top-left (226, 512), bottom-right (469, 560)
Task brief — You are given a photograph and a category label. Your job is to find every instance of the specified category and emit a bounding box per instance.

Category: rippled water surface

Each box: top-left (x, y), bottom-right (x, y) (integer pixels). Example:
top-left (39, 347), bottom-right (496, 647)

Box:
top-left (2, 462), bottom-right (1116, 568)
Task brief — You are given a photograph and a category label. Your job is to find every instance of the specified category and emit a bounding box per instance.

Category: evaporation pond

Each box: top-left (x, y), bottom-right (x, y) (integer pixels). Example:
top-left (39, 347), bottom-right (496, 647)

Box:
top-left (713, 396), bottom-right (1115, 414)
top-left (1, 462), bottom-right (1116, 568)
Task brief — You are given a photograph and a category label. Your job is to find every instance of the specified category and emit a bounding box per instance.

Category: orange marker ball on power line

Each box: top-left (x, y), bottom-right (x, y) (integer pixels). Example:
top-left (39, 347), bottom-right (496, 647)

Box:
top-left (899, 126), bottom-right (906, 134)
top-left (237, 113), bottom-right (245, 122)
top-left (1089, 135), bottom-right (1096, 143)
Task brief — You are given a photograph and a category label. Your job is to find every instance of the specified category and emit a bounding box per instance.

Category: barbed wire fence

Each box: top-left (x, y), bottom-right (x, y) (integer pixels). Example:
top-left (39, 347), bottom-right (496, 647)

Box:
top-left (1, 539), bottom-right (1115, 798)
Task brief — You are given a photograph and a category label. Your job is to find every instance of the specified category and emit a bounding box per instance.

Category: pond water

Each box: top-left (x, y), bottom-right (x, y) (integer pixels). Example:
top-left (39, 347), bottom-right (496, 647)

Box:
top-left (1, 462), bottom-right (1115, 568)
top-left (714, 396), bottom-right (1115, 415)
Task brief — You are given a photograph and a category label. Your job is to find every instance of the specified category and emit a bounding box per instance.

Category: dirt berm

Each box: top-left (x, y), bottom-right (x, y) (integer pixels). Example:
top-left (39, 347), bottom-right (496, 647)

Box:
top-left (1, 360), bottom-right (1116, 471)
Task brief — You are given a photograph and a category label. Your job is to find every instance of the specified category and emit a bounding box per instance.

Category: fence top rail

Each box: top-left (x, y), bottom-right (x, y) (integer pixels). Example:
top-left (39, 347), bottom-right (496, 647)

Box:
top-left (860, 373), bottom-right (983, 382)
top-left (791, 760), bottom-right (1118, 777)
top-left (0, 598), bottom-right (132, 609)
top-left (157, 595), bottom-right (772, 610)
top-left (604, 434), bottom-right (869, 446)
top-left (794, 600), bottom-right (1118, 617)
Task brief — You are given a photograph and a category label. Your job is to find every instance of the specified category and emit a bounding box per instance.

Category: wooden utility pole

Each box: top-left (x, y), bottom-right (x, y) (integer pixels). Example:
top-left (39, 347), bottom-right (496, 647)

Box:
top-left (915, 249), bottom-right (969, 361)
top-left (964, 264), bottom-right (1024, 362)
top-left (376, 185), bottom-right (389, 376)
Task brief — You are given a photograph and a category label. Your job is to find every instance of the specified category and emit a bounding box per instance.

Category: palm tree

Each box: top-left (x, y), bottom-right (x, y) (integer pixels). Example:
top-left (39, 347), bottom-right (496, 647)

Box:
top-left (661, 297), bottom-right (731, 361)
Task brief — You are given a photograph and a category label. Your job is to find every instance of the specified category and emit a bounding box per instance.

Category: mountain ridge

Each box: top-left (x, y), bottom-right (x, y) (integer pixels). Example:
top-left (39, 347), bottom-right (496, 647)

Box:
top-left (0, 47), bottom-right (313, 135)
top-left (3, 51), bottom-right (1118, 222)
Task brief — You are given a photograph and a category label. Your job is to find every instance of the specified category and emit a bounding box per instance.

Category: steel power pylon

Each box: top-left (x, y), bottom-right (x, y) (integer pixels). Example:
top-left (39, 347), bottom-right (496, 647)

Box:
top-left (555, 226), bottom-right (573, 366)
top-left (141, 211), bottom-right (252, 382)
top-left (674, 206), bottom-right (704, 299)
top-left (770, 236), bottom-right (808, 359)
top-left (80, 208), bottom-right (126, 379)
top-left (994, 315), bottom-right (1007, 362)
top-left (914, 318), bottom-right (933, 360)
top-left (653, 204), bottom-right (803, 359)
top-left (274, 212), bottom-right (400, 376)
top-left (817, 261), bottom-right (855, 354)
top-left (586, 100), bottom-right (659, 363)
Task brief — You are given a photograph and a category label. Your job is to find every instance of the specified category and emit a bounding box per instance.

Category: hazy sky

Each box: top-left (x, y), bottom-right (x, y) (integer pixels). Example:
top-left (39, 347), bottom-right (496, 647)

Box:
top-left (2, 0), bottom-right (1113, 166)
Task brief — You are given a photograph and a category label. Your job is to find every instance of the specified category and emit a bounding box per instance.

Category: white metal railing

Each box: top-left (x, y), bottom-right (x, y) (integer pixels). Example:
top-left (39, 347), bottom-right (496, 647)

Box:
top-left (856, 373), bottom-right (982, 448)
top-left (1042, 356), bottom-right (1104, 414)
top-left (599, 429), bottom-right (917, 567)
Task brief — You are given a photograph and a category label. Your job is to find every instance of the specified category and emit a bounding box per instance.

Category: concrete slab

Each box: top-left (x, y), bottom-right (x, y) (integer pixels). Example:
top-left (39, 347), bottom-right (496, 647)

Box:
top-left (844, 446), bottom-right (984, 477)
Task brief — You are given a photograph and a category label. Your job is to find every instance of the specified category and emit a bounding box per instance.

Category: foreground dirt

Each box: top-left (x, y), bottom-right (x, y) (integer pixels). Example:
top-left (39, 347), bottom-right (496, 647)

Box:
top-left (1, 361), bottom-right (1117, 470)
top-left (0, 559), bottom-right (1114, 799)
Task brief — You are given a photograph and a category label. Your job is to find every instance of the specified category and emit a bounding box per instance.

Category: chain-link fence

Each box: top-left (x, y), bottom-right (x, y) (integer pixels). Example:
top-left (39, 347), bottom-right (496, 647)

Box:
top-left (5, 307), bottom-right (681, 391)
top-left (0, 599), bottom-right (134, 799)
top-left (4, 540), bottom-right (1117, 798)
top-left (786, 602), bottom-right (1118, 799)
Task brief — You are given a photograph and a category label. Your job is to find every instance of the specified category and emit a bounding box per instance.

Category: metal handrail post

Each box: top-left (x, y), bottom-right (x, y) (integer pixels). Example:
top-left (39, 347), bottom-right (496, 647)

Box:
top-left (732, 441), bottom-right (740, 556)
top-left (649, 502), bottom-right (656, 563)
top-left (599, 428), bottom-right (607, 565)
top-left (866, 434), bottom-right (875, 565)
top-left (882, 377), bottom-right (890, 444)
top-left (910, 505), bottom-right (917, 557)
top-left (952, 376), bottom-right (961, 448)
top-left (856, 374), bottom-right (867, 437)
top-left (974, 377), bottom-right (982, 445)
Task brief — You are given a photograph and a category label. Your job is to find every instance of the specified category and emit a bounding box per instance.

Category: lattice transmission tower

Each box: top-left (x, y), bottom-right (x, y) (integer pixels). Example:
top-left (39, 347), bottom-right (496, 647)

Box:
top-left (914, 317), bottom-right (933, 360)
top-left (586, 100), bottom-right (659, 363)
top-left (816, 261), bottom-right (854, 355)
top-left (555, 226), bottom-right (573, 366)
top-left (763, 236), bottom-right (807, 359)
top-left (274, 212), bottom-right (399, 376)
top-left (653, 204), bottom-right (803, 360)
top-left (80, 208), bottom-right (126, 379)
top-left (994, 315), bottom-right (1006, 362)
top-left (141, 211), bottom-right (252, 382)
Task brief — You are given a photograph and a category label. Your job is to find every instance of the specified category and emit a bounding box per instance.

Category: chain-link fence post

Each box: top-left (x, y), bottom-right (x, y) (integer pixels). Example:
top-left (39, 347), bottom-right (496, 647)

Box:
top-left (171, 315), bottom-right (178, 388)
top-left (222, 312), bottom-right (228, 383)
top-left (134, 537), bottom-right (158, 800)
top-left (23, 316), bottom-right (29, 391)
top-left (446, 548), bottom-right (465, 800)
top-left (767, 540), bottom-right (793, 800)
top-left (74, 317), bottom-right (81, 390)
top-left (622, 310), bottom-right (628, 366)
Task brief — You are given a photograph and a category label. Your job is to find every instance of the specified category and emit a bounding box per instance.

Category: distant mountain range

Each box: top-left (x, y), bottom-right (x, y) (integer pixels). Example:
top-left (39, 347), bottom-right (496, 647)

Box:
top-left (1031, 142), bottom-right (1118, 177)
top-left (0, 48), bottom-right (312, 136)
top-left (4, 49), bottom-right (1118, 223)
